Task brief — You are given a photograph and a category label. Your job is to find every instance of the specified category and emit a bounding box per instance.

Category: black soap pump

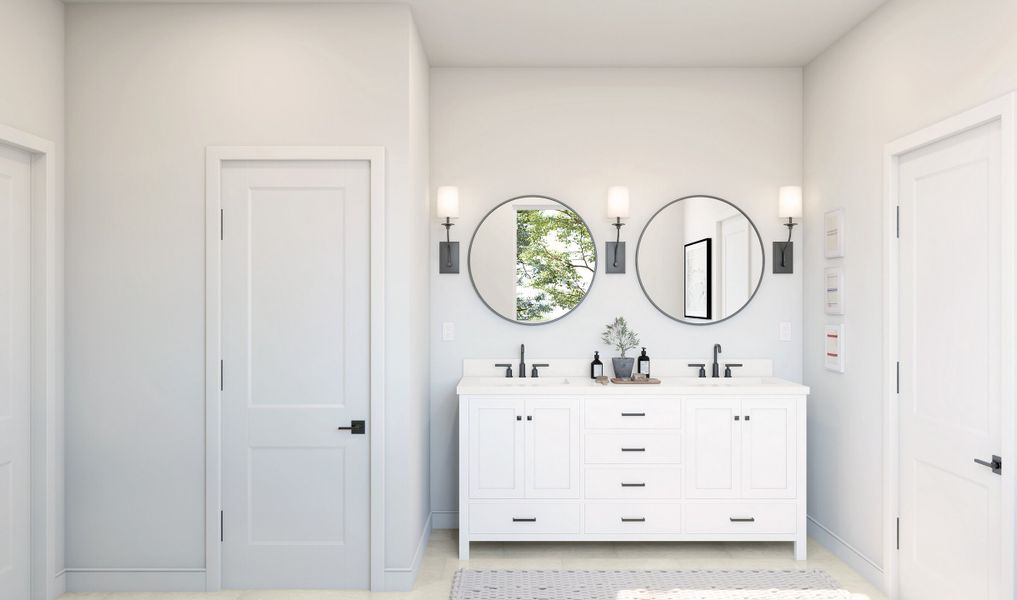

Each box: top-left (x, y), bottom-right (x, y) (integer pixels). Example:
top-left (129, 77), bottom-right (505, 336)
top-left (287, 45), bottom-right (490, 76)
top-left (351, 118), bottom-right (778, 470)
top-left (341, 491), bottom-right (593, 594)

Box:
top-left (591, 351), bottom-right (604, 379)
top-left (637, 347), bottom-right (651, 376)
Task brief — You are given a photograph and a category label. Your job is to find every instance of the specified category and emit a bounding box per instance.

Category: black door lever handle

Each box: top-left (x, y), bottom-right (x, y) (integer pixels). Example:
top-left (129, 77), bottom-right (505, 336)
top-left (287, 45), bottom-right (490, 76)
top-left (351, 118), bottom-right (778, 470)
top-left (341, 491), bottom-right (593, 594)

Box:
top-left (974, 455), bottom-right (1002, 475)
top-left (338, 420), bottom-right (366, 434)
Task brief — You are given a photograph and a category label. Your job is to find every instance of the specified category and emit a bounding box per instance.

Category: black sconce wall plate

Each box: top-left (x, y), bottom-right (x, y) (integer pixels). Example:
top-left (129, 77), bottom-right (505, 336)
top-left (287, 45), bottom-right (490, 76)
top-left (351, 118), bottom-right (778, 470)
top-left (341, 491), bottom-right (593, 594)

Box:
top-left (439, 241), bottom-right (460, 274)
top-left (772, 241), bottom-right (793, 274)
top-left (606, 241), bottom-right (626, 273)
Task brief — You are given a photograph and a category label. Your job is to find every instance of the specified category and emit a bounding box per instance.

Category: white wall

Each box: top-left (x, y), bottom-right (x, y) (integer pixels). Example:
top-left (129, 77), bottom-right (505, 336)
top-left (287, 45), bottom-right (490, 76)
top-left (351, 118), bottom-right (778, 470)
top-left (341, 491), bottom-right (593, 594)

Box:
top-left (0, 0), bottom-right (65, 597)
top-left (803, 0), bottom-right (1017, 585)
top-left (65, 3), bottom-right (429, 590)
top-left (430, 68), bottom-right (803, 524)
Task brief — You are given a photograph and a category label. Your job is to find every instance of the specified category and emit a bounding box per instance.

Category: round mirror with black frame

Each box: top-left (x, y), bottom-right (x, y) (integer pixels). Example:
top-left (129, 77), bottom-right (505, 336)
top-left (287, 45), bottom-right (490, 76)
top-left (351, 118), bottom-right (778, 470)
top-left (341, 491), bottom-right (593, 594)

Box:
top-left (468, 195), bottom-right (597, 325)
top-left (636, 195), bottom-right (764, 325)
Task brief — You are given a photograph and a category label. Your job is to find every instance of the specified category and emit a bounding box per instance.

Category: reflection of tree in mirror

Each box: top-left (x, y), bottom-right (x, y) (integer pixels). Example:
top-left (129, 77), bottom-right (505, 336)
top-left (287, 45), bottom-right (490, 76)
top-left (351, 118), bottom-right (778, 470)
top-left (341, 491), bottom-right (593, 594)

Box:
top-left (515, 209), bottom-right (596, 321)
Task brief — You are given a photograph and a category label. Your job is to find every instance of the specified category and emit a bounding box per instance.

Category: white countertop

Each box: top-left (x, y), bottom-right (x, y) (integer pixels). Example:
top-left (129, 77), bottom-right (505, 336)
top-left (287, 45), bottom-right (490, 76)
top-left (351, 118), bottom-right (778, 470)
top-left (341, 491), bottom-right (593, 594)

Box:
top-left (456, 375), bottom-right (810, 396)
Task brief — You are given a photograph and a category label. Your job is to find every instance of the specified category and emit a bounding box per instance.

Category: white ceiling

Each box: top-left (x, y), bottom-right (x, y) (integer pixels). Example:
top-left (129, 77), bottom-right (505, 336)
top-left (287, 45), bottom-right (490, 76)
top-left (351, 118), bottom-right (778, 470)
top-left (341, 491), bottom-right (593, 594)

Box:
top-left (62, 0), bottom-right (890, 67)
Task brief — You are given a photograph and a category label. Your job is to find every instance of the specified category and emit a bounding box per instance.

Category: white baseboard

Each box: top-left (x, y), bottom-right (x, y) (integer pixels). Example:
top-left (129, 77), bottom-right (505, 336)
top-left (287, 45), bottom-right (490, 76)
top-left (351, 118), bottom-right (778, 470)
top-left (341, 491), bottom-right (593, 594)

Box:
top-left (807, 515), bottom-right (884, 591)
top-left (50, 569), bottom-right (66, 600)
top-left (432, 510), bottom-right (458, 529)
top-left (381, 512), bottom-right (432, 592)
top-left (64, 568), bottom-right (207, 592)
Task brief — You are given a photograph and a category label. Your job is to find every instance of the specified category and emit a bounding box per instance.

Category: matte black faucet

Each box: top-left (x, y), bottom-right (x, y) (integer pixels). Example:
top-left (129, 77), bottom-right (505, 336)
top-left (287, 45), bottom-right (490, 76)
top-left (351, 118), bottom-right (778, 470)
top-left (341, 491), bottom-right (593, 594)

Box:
top-left (712, 343), bottom-right (722, 378)
top-left (519, 344), bottom-right (526, 378)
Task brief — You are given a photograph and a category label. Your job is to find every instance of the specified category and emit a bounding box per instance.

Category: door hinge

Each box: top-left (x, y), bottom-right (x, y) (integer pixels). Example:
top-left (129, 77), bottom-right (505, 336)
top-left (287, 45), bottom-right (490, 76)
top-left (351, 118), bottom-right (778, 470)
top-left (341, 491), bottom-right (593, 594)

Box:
top-left (896, 361), bottom-right (900, 394)
top-left (896, 517), bottom-right (900, 550)
top-left (220, 209), bottom-right (224, 241)
top-left (220, 510), bottom-right (224, 542)
top-left (220, 359), bottom-right (223, 391)
top-left (896, 205), bottom-right (900, 239)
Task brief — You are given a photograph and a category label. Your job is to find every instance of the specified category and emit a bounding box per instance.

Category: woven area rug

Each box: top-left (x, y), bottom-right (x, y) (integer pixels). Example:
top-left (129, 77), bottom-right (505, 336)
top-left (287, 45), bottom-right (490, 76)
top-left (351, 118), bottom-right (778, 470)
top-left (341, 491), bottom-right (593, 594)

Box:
top-left (450, 569), bottom-right (854, 600)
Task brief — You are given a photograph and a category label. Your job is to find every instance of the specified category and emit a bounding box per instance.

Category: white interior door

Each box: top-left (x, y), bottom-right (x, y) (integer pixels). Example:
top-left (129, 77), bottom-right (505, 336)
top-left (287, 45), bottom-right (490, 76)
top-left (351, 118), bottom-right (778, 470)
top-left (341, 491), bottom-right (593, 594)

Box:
top-left (0, 144), bottom-right (30, 600)
top-left (898, 120), bottom-right (1004, 600)
top-left (720, 215), bottom-right (750, 317)
top-left (221, 160), bottom-right (370, 589)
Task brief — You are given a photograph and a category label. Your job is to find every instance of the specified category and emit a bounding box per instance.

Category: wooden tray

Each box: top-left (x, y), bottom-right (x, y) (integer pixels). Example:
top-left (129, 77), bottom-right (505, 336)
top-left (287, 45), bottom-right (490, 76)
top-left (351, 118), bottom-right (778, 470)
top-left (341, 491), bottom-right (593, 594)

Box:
top-left (611, 377), bottom-right (661, 384)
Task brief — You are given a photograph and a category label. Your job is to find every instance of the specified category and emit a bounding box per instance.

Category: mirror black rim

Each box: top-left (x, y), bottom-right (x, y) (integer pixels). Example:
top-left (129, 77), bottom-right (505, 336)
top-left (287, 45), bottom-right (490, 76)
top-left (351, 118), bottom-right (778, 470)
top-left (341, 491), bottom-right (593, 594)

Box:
top-left (468, 194), bottom-right (598, 326)
top-left (635, 194), bottom-right (766, 326)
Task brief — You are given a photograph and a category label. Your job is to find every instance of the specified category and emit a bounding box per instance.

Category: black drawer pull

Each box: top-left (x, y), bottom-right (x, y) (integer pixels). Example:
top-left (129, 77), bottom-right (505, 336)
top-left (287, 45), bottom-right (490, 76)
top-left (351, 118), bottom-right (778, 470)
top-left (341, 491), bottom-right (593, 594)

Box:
top-left (729, 517), bottom-right (755, 523)
top-left (620, 482), bottom-right (646, 487)
top-left (621, 412), bottom-right (646, 417)
top-left (621, 517), bottom-right (646, 522)
top-left (512, 517), bottom-right (537, 522)
top-left (621, 447), bottom-right (646, 452)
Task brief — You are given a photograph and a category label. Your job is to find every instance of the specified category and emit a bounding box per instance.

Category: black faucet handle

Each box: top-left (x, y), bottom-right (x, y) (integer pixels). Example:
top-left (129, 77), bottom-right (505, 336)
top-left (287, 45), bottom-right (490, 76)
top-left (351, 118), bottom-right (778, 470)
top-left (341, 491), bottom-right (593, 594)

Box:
top-left (687, 363), bottom-right (707, 378)
top-left (723, 363), bottom-right (744, 378)
top-left (531, 363), bottom-right (550, 378)
top-left (494, 363), bottom-right (513, 378)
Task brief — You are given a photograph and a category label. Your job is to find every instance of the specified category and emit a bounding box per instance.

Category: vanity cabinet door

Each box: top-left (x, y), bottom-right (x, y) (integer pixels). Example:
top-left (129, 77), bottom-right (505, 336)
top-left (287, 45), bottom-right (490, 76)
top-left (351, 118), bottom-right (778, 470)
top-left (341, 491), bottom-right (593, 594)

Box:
top-left (468, 398), bottom-right (525, 498)
top-left (740, 398), bottom-right (796, 499)
top-left (685, 398), bottom-right (740, 499)
top-left (525, 398), bottom-right (580, 499)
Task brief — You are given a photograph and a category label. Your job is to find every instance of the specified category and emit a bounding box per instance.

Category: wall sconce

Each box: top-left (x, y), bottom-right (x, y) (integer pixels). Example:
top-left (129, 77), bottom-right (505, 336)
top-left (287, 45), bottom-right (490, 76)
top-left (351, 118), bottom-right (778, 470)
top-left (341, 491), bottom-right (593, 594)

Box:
top-left (773, 185), bottom-right (802, 274)
top-left (437, 186), bottom-right (460, 274)
top-left (605, 186), bottom-right (630, 274)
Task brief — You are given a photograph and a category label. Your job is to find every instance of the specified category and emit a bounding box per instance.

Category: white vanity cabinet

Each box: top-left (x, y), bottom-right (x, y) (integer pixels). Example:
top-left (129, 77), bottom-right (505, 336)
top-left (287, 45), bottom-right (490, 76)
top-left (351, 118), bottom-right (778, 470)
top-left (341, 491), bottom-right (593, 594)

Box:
top-left (467, 397), bottom-right (580, 500)
top-left (457, 378), bottom-right (808, 561)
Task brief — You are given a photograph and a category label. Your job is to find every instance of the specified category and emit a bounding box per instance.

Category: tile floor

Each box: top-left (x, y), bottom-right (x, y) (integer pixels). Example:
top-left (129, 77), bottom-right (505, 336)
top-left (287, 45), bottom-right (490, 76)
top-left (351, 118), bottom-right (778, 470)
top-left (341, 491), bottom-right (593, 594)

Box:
top-left (61, 529), bottom-right (886, 600)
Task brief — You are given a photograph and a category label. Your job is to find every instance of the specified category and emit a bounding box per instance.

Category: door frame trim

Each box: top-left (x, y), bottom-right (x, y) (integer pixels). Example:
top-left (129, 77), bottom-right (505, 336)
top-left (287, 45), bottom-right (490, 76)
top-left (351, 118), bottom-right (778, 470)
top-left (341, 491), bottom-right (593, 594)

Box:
top-left (0, 123), bottom-right (61, 600)
top-left (204, 146), bottom-right (386, 591)
top-left (882, 93), bottom-right (1016, 599)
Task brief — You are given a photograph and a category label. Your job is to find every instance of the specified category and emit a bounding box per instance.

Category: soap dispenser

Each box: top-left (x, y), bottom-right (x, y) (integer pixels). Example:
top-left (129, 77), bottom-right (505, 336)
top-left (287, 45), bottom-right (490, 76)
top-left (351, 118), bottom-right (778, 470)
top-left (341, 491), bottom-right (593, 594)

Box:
top-left (590, 351), bottom-right (604, 378)
top-left (637, 347), bottom-right (651, 376)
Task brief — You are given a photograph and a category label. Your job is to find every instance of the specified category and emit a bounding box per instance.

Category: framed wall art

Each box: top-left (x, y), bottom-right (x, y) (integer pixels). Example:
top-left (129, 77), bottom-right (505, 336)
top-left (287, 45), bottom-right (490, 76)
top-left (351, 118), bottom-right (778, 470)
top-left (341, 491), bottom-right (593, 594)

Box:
top-left (684, 238), bottom-right (712, 320)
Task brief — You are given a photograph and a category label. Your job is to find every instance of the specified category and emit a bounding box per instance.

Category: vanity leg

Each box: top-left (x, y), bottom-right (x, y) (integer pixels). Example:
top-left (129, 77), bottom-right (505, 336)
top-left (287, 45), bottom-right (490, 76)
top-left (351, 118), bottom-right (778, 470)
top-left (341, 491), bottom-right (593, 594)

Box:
top-left (794, 537), bottom-right (807, 560)
top-left (458, 534), bottom-right (470, 560)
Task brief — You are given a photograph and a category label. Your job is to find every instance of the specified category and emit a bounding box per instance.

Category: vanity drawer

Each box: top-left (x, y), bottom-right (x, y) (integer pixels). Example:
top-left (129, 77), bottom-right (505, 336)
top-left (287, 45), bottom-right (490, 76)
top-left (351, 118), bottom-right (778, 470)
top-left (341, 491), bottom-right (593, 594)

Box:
top-left (585, 503), bottom-right (682, 534)
top-left (585, 432), bottom-right (682, 463)
top-left (585, 466), bottom-right (682, 499)
top-left (685, 503), bottom-right (797, 534)
top-left (585, 398), bottom-right (682, 429)
top-left (468, 502), bottom-right (580, 534)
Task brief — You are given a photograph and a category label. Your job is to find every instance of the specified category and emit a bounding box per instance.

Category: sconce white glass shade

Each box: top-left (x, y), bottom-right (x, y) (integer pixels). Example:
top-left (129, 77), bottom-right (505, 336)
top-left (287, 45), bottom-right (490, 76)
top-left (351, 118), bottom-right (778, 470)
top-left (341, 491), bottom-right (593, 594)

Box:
top-left (436, 186), bottom-right (460, 219)
top-left (607, 186), bottom-right (630, 219)
top-left (778, 186), bottom-right (803, 219)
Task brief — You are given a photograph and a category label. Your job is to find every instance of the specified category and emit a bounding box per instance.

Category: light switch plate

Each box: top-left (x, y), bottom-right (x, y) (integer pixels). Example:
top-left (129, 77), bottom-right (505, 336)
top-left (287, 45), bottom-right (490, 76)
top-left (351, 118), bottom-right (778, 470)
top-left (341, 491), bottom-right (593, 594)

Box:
top-left (442, 322), bottom-right (455, 341)
top-left (779, 322), bottom-right (793, 341)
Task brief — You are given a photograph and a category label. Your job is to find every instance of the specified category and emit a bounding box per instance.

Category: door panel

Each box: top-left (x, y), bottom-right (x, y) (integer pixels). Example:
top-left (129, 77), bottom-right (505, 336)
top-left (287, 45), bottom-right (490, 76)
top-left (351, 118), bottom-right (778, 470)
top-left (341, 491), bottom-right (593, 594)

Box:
top-left (0, 144), bottom-right (30, 600)
top-left (222, 160), bottom-right (370, 589)
top-left (741, 398), bottom-right (796, 498)
top-left (685, 398), bottom-right (739, 498)
top-left (469, 398), bottom-right (525, 498)
top-left (525, 398), bottom-right (579, 498)
top-left (898, 120), bottom-right (1002, 600)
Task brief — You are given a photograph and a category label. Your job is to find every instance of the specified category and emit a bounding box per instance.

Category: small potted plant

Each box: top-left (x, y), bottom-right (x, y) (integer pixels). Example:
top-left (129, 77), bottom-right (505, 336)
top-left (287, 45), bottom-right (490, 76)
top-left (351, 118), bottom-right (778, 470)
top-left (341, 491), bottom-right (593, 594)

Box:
top-left (602, 316), bottom-right (640, 379)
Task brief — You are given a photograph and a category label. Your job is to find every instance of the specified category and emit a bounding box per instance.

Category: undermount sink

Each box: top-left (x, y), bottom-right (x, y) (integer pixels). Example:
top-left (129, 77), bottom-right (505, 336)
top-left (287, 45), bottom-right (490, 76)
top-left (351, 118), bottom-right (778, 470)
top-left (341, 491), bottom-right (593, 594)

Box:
top-left (483, 377), bottom-right (573, 386)
top-left (670, 377), bottom-right (766, 386)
